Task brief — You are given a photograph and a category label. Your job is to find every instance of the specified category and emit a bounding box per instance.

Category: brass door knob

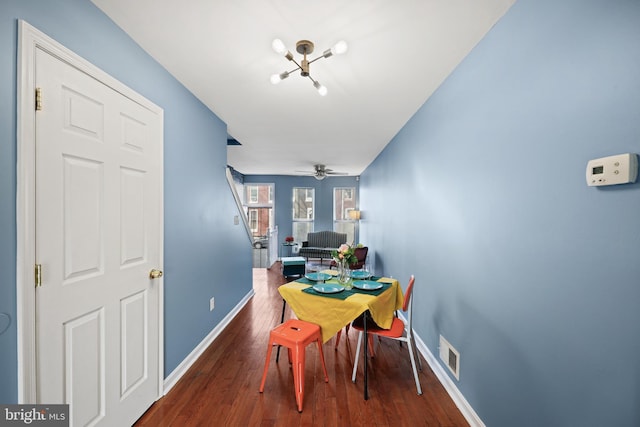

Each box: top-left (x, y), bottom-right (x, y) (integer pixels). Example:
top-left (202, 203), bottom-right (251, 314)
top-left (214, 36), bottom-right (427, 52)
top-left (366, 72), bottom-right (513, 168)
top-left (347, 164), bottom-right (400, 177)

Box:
top-left (149, 269), bottom-right (163, 279)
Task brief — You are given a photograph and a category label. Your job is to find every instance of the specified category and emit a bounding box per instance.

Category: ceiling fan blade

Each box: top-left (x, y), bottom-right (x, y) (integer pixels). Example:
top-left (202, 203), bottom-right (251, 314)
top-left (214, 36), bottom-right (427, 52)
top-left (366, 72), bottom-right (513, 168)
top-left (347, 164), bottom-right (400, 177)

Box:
top-left (292, 164), bottom-right (348, 177)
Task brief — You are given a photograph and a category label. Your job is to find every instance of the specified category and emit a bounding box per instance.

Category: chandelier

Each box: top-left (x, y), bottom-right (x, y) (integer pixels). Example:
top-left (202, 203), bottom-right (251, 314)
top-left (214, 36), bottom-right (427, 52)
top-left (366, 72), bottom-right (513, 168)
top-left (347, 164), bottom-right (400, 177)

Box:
top-left (270, 39), bottom-right (348, 96)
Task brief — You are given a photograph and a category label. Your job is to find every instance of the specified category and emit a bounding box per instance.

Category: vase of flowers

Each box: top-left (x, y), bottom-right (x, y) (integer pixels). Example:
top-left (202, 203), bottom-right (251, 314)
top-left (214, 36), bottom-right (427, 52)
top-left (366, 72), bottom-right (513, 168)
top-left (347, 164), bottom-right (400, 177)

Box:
top-left (332, 244), bottom-right (357, 289)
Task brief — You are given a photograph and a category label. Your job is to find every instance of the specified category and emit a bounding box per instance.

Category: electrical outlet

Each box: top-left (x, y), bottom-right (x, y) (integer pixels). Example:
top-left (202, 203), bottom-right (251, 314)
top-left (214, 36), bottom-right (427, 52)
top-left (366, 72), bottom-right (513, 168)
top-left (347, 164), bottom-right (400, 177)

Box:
top-left (209, 297), bottom-right (215, 311)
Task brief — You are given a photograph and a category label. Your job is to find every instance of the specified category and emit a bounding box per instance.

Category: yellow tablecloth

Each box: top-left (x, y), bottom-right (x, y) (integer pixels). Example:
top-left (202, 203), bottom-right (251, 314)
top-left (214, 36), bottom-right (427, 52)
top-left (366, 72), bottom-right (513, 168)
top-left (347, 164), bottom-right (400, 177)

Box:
top-left (278, 273), bottom-right (404, 343)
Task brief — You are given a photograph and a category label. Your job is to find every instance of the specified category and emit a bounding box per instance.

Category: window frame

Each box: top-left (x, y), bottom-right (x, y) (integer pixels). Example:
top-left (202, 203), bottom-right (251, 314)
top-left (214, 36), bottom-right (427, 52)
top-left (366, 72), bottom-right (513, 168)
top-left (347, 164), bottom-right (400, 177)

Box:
top-left (292, 187), bottom-right (315, 242)
top-left (248, 209), bottom-right (258, 232)
top-left (333, 187), bottom-right (357, 244)
top-left (243, 183), bottom-right (275, 240)
top-left (248, 185), bottom-right (259, 204)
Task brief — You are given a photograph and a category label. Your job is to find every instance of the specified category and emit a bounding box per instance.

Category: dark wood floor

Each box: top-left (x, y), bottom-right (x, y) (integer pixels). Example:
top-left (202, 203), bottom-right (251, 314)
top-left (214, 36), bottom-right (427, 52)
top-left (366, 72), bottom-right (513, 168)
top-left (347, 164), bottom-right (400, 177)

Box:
top-left (135, 263), bottom-right (469, 426)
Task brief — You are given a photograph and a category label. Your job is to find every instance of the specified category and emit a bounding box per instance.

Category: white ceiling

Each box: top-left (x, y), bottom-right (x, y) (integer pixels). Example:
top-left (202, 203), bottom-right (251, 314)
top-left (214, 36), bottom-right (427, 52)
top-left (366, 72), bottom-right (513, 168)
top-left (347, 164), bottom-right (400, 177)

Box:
top-left (92, 0), bottom-right (514, 176)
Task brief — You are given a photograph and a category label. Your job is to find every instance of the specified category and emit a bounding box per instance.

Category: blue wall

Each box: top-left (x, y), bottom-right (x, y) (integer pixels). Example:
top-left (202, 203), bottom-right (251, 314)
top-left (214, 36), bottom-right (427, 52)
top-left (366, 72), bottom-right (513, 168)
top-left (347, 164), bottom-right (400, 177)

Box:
top-left (4, 0), bottom-right (639, 424)
top-left (360, 0), bottom-right (640, 426)
top-left (243, 175), bottom-right (360, 244)
top-left (0, 0), bottom-right (252, 403)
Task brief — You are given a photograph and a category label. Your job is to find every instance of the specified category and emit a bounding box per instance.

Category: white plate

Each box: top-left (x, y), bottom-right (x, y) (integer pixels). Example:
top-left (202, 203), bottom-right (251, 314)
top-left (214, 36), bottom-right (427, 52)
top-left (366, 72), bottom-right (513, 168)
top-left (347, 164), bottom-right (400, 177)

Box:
top-left (352, 281), bottom-right (383, 291)
top-left (312, 284), bottom-right (345, 294)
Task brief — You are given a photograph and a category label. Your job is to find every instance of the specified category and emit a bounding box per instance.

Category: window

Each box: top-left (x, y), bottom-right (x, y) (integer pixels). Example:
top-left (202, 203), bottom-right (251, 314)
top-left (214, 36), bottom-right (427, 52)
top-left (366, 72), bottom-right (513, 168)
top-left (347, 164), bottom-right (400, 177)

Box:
top-left (292, 187), bottom-right (314, 243)
top-left (248, 209), bottom-right (258, 232)
top-left (248, 186), bottom-right (258, 203)
top-left (243, 183), bottom-right (275, 242)
top-left (334, 187), bottom-right (356, 244)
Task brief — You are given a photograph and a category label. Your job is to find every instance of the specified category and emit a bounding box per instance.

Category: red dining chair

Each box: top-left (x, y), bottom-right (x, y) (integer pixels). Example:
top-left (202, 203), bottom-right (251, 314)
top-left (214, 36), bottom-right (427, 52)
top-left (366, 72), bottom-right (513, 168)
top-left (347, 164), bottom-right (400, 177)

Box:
top-left (334, 324), bottom-right (349, 350)
top-left (350, 275), bottom-right (422, 395)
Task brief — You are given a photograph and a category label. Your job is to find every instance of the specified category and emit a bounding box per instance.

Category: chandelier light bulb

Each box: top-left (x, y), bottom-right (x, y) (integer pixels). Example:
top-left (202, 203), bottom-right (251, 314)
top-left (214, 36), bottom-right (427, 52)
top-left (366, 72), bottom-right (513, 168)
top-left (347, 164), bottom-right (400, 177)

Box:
top-left (270, 71), bottom-right (290, 84)
top-left (272, 38), bottom-right (286, 54)
top-left (332, 40), bottom-right (348, 55)
top-left (314, 81), bottom-right (328, 96)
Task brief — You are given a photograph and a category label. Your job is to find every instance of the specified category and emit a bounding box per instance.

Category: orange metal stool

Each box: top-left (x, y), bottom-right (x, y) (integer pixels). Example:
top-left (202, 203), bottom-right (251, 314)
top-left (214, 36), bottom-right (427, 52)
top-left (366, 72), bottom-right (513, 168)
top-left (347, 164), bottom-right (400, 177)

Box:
top-left (259, 319), bottom-right (329, 412)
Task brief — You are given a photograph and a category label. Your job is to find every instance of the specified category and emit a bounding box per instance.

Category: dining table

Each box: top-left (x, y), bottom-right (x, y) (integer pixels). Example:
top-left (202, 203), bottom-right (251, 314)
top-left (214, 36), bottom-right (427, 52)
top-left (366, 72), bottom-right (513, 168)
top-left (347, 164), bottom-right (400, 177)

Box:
top-left (278, 270), bottom-right (403, 400)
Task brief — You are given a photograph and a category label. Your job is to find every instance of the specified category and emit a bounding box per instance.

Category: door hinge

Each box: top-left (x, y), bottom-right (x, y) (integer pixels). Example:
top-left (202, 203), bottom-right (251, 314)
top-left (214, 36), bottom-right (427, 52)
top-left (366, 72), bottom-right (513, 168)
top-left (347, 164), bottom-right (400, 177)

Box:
top-left (35, 264), bottom-right (42, 288)
top-left (35, 87), bottom-right (42, 111)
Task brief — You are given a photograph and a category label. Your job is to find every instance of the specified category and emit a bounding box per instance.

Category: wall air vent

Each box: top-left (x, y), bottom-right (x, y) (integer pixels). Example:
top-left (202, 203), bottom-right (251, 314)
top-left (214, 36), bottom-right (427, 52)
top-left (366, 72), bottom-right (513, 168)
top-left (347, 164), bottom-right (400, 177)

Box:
top-left (439, 335), bottom-right (460, 380)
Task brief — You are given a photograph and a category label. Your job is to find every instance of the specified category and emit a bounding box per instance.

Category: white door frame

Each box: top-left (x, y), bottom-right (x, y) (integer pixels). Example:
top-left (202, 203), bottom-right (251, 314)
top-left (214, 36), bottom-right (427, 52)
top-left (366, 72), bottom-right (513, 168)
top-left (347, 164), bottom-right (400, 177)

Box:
top-left (16, 20), bottom-right (164, 403)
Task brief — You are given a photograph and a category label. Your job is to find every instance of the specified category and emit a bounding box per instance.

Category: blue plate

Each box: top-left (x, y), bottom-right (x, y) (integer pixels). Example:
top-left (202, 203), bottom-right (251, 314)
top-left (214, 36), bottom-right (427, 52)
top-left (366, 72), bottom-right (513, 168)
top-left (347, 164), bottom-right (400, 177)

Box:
top-left (351, 270), bottom-right (372, 279)
top-left (352, 280), bottom-right (383, 291)
top-left (312, 284), bottom-right (345, 294)
top-left (305, 272), bottom-right (332, 282)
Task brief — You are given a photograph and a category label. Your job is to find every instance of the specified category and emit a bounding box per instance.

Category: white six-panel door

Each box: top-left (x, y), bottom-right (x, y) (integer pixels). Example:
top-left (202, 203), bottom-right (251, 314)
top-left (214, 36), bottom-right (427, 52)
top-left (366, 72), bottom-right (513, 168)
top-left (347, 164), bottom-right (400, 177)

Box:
top-left (33, 43), bottom-right (162, 426)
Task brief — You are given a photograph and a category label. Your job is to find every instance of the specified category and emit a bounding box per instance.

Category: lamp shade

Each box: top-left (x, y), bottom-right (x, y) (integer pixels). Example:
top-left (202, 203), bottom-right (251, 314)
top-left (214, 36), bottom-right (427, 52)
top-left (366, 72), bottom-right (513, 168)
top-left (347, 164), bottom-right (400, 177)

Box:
top-left (349, 210), bottom-right (361, 220)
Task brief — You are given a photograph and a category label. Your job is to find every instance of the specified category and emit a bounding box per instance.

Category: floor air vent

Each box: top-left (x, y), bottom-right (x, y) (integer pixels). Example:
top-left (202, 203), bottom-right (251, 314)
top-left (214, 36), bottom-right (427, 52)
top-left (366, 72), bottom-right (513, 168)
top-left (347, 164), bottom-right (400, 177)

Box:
top-left (439, 335), bottom-right (460, 380)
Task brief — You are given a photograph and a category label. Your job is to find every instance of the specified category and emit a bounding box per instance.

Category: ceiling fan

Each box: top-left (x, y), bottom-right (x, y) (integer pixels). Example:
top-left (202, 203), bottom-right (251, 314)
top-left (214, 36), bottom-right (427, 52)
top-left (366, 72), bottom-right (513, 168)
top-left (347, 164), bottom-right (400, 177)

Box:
top-left (297, 164), bottom-right (348, 180)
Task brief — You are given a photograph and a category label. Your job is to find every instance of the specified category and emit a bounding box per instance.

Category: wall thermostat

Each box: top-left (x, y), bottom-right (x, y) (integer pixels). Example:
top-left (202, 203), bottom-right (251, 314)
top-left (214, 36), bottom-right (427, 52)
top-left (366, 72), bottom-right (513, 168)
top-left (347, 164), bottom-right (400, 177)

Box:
top-left (586, 153), bottom-right (638, 186)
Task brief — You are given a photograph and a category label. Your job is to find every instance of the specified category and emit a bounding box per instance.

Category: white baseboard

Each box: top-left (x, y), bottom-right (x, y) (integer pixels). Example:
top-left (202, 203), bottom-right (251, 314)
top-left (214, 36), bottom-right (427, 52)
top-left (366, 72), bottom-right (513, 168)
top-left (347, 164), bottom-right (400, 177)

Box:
top-left (412, 329), bottom-right (486, 427)
top-left (163, 289), bottom-right (255, 394)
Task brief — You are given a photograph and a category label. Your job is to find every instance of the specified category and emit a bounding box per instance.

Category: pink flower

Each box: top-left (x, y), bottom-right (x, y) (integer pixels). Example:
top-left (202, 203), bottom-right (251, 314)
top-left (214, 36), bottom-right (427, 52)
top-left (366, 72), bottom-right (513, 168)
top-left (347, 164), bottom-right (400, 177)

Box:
top-left (338, 244), bottom-right (349, 253)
